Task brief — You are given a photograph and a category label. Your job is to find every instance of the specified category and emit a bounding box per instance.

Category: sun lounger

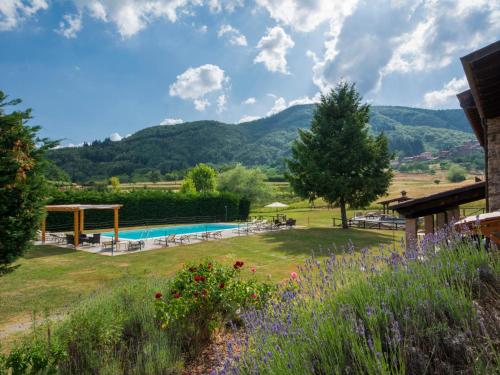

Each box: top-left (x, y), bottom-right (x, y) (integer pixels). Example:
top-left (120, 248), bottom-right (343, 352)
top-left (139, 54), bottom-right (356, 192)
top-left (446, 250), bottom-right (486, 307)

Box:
top-left (210, 231), bottom-right (223, 239)
top-left (154, 234), bottom-right (176, 246)
top-left (174, 234), bottom-right (192, 244)
top-left (127, 240), bottom-right (144, 251)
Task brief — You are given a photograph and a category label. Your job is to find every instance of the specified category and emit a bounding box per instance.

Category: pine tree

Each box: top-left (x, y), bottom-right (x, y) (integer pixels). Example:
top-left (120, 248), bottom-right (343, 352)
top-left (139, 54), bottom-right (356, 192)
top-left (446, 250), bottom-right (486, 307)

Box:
top-left (287, 83), bottom-right (393, 228)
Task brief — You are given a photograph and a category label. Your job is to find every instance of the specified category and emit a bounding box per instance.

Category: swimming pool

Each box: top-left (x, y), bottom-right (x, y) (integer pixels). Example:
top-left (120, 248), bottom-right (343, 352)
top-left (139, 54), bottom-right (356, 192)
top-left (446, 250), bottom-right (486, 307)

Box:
top-left (102, 223), bottom-right (239, 240)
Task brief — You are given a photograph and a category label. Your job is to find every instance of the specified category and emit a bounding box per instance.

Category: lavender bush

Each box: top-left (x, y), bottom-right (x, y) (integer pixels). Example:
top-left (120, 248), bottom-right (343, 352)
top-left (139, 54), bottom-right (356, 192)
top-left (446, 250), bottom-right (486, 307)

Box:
top-left (220, 227), bottom-right (499, 374)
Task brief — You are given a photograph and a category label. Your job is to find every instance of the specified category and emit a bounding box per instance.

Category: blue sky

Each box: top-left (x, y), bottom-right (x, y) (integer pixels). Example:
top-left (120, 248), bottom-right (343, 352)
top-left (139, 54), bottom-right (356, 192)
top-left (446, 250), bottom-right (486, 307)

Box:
top-left (1, 0), bottom-right (498, 146)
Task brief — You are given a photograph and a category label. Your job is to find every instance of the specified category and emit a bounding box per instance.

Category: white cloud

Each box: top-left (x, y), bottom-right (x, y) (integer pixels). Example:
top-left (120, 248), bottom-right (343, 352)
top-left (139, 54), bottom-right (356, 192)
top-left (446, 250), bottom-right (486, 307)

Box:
top-left (217, 24), bottom-right (247, 46)
top-left (255, 0), bottom-right (352, 33)
top-left (110, 132), bottom-right (123, 141)
top-left (216, 94), bottom-right (227, 112)
top-left (238, 115), bottom-right (260, 123)
top-left (423, 77), bottom-right (468, 108)
top-left (86, 1), bottom-right (107, 21)
top-left (208, 0), bottom-right (243, 13)
top-left (56, 13), bottom-right (82, 38)
top-left (160, 118), bottom-right (184, 125)
top-left (0, 0), bottom-right (48, 31)
top-left (267, 97), bottom-right (287, 116)
top-left (169, 64), bottom-right (227, 111)
top-left (266, 93), bottom-right (319, 116)
top-left (194, 98), bottom-right (210, 111)
top-left (242, 97), bottom-right (256, 105)
top-left (254, 26), bottom-right (294, 74)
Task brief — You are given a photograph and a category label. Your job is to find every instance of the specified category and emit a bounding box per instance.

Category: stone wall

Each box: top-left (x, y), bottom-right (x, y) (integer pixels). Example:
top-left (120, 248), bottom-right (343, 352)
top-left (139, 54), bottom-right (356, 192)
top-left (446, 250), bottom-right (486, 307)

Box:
top-left (487, 117), bottom-right (500, 211)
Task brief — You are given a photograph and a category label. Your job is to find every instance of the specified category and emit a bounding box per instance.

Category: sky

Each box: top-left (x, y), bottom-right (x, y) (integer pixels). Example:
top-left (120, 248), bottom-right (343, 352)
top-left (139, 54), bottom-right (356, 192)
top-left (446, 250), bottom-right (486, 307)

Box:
top-left (1, 0), bottom-right (499, 146)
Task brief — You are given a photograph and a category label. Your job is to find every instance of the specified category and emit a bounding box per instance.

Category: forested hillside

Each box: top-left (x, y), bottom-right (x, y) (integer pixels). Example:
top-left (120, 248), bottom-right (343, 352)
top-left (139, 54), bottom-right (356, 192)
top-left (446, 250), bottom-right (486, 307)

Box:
top-left (48, 105), bottom-right (476, 182)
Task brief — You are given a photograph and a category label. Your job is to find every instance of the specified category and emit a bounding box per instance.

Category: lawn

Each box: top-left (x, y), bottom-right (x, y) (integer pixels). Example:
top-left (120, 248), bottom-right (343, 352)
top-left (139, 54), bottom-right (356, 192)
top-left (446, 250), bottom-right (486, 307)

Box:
top-left (0, 207), bottom-right (403, 349)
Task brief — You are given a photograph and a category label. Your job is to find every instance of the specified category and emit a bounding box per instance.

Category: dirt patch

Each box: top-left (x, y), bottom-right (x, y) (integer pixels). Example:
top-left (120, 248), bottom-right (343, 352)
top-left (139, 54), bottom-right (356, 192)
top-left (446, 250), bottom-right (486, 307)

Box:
top-left (182, 329), bottom-right (242, 375)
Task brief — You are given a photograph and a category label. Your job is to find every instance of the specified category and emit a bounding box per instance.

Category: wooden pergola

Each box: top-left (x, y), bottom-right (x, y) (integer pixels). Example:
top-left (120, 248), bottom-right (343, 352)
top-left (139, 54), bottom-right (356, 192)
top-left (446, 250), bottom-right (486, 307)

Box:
top-left (43, 204), bottom-right (123, 248)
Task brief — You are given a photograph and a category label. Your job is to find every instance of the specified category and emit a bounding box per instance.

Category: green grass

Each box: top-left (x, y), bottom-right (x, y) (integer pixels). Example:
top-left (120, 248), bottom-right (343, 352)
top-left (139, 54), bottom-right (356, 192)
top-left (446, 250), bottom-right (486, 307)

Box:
top-left (0, 207), bottom-right (403, 348)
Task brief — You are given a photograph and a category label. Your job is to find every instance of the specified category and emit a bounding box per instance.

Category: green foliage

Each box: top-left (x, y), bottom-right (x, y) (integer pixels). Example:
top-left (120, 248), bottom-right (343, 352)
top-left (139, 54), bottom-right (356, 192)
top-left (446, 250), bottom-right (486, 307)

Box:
top-left (218, 164), bottom-right (273, 206)
top-left (44, 160), bottom-right (71, 183)
top-left (46, 105), bottom-right (478, 183)
top-left (1, 279), bottom-right (183, 375)
top-left (108, 176), bottom-right (120, 189)
top-left (287, 83), bottom-right (392, 228)
top-left (0, 91), bottom-right (56, 270)
top-left (149, 170), bottom-right (161, 183)
top-left (45, 189), bottom-right (250, 230)
top-left (155, 260), bottom-right (273, 351)
top-left (434, 179), bottom-right (441, 184)
top-left (179, 178), bottom-right (196, 194)
top-left (447, 164), bottom-right (467, 182)
top-left (185, 163), bottom-right (217, 193)
top-left (2, 336), bottom-right (66, 375)
top-left (234, 237), bottom-right (498, 374)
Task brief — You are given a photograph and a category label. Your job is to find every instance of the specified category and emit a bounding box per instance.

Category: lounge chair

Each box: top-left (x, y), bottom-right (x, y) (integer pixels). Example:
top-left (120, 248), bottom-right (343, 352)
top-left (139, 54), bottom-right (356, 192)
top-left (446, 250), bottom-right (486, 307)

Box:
top-left (210, 231), bottom-right (223, 239)
top-left (86, 233), bottom-right (101, 245)
top-left (174, 234), bottom-right (192, 244)
top-left (286, 218), bottom-right (296, 228)
top-left (154, 234), bottom-right (176, 246)
top-left (66, 234), bottom-right (75, 245)
top-left (49, 233), bottom-right (66, 243)
top-left (127, 240), bottom-right (144, 251)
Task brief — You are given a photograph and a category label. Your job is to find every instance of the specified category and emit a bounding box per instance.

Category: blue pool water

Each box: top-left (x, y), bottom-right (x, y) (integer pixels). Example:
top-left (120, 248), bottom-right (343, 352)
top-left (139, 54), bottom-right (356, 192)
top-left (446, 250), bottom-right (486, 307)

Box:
top-left (102, 223), bottom-right (239, 240)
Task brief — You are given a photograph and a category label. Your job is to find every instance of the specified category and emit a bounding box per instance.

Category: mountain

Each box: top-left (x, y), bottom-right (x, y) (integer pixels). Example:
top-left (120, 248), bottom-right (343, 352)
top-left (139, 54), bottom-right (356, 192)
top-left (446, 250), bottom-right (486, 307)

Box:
top-left (48, 105), bottom-right (477, 182)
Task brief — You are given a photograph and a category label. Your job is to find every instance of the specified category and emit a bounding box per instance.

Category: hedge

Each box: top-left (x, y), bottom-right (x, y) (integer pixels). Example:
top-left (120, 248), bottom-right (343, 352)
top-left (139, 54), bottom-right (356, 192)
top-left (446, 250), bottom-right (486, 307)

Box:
top-left (45, 189), bottom-right (250, 231)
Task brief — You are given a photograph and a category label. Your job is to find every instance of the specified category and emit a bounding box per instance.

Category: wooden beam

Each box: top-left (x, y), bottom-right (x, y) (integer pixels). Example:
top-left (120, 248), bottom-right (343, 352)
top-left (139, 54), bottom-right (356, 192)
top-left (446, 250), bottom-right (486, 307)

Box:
top-left (74, 209), bottom-right (79, 248)
top-left (405, 218), bottom-right (418, 249)
top-left (424, 215), bottom-right (434, 235)
top-left (114, 207), bottom-right (119, 244)
top-left (79, 209), bottom-right (85, 233)
top-left (41, 216), bottom-right (46, 243)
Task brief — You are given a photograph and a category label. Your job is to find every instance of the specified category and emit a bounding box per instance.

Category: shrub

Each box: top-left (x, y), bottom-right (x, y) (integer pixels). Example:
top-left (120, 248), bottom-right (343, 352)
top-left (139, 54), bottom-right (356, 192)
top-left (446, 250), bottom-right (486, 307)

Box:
top-left (155, 260), bottom-right (273, 353)
top-left (223, 231), bottom-right (499, 374)
top-left (218, 164), bottom-right (273, 206)
top-left (185, 163), bottom-right (217, 193)
top-left (1, 279), bottom-right (183, 375)
top-left (447, 164), bottom-right (467, 182)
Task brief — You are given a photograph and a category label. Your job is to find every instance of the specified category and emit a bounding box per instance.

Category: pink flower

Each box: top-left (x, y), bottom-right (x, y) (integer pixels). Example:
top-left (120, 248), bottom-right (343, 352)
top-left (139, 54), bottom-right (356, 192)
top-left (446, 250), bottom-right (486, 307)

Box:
top-left (251, 267), bottom-right (256, 273)
top-left (251, 293), bottom-right (257, 299)
top-left (290, 272), bottom-right (298, 280)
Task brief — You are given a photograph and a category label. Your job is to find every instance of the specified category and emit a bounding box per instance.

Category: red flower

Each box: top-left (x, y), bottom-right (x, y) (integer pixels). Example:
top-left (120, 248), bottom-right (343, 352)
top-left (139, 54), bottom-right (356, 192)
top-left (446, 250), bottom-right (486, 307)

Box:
top-left (194, 275), bottom-right (206, 282)
top-left (233, 261), bottom-right (244, 269)
top-left (219, 282), bottom-right (225, 289)
top-left (251, 267), bottom-right (256, 273)
top-left (155, 292), bottom-right (162, 299)
top-left (173, 293), bottom-right (181, 299)
top-left (251, 293), bottom-right (257, 299)
top-left (201, 289), bottom-right (207, 297)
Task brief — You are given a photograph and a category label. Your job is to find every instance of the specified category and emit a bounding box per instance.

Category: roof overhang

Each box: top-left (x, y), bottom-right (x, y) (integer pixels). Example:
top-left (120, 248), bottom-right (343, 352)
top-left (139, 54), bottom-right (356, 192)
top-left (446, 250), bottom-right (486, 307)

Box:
top-left (456, 90), bottom-right (484, 146)
top-left (392, 182), bottom-right (485, 219)
top-left (461, 40), bottom-right (500, 120)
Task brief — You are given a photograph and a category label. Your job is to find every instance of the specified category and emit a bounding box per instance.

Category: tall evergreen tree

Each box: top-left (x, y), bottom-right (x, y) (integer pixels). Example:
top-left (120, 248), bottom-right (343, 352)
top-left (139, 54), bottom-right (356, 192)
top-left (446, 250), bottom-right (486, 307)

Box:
top-left (287, 83), bottom-right (393, 228)
top-left (0, 91), bottom-right (55, 272)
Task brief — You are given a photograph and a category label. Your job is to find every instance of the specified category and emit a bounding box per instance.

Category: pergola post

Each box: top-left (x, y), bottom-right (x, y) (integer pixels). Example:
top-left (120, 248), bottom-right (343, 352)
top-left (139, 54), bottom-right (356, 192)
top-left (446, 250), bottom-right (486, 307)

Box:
top-left (424, 215), bottom-right (434, 235)
top-left (114, 207), bottom-right (119, 244)
top-left (446, 206), bottom-right (460, 223)
top-left (405, 217), bottom-right (418, 248)
top-left (41, 216), bottom-right (46, 243)
top-left (79, 209), bottom-right (85, 233)
top-left (436, 212), bottom-right (447, 229)
top-left (73, 209), bottom-right (79, 248)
